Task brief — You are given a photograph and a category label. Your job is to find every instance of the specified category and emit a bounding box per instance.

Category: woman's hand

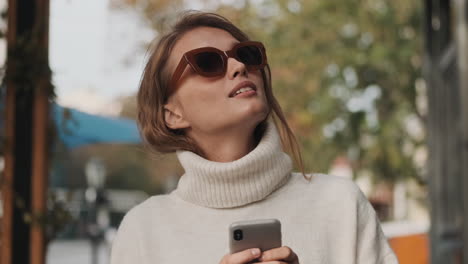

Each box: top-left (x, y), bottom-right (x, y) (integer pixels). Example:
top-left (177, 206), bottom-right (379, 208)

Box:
top-left (255, 246), bottom-right (299, 264)
top-left (220, 248), bottom-right (262, 264)
top-left (220, 246), bottom-right (299, 264)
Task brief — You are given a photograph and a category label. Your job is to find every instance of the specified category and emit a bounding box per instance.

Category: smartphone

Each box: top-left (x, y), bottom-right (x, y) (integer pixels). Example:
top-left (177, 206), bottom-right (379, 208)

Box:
top-left (229, 218), bottom-right (282, 254)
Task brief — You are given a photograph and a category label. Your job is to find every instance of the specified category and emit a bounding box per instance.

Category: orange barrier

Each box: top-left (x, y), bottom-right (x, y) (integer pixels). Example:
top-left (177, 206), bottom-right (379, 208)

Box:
top-left (388, 233), bottom-right (429, 264)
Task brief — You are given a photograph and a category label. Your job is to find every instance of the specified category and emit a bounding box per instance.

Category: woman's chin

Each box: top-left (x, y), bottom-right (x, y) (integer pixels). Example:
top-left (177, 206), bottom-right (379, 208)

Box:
top-left (233, 106), bottom-right (269, 127)
top-left (237, 99), bottom-right (268, 117)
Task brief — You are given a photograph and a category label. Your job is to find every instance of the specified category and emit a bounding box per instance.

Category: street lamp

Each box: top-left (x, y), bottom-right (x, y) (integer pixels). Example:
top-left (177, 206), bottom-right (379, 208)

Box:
top-left (85, 157), bottom-right (109, 264)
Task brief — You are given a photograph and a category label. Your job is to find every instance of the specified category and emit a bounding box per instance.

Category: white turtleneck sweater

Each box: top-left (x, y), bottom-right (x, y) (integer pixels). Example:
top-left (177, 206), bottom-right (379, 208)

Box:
top-left (110, 120), bottom-right (399, 264)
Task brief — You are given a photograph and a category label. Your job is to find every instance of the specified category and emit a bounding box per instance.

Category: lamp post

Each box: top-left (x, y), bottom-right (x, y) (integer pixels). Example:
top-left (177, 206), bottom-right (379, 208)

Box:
top-left (85, 158), bottom-right (109, 264)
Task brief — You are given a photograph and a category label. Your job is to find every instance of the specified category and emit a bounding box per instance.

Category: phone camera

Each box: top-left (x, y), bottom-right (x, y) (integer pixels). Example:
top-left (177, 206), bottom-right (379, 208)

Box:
top-left (233, 229), bottom-right (243, 241)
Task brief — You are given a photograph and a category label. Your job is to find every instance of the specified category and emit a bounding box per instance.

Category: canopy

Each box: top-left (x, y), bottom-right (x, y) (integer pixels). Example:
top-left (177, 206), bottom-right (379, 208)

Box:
top-left (52, 103), bottom-right (141, 148)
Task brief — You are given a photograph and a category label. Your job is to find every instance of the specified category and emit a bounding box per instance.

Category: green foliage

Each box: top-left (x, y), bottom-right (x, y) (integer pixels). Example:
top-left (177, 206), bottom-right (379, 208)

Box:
top-left (3, 26), bottom-right (55, 102)
top-left (214, 0), bottom-right (425, 184)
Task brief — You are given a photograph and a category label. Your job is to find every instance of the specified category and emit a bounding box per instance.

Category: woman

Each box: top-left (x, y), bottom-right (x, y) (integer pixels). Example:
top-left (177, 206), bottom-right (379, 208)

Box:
top-left (110, 11), bottom-right (399, 264)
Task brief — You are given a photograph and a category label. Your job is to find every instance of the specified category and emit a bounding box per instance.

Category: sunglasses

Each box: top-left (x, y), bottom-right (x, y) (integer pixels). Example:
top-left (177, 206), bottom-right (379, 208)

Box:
top-left (169, 41), bottom-right (267, 90)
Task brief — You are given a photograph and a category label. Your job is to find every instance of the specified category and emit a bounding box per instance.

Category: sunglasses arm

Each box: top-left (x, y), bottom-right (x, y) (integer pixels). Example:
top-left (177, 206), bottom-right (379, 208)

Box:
top-left (169, 57), bottom-right (189, 92)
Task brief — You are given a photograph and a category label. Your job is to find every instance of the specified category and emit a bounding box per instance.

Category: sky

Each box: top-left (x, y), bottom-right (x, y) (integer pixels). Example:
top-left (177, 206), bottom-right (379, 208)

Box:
top-left (50, 0), bottom-right (155, 116)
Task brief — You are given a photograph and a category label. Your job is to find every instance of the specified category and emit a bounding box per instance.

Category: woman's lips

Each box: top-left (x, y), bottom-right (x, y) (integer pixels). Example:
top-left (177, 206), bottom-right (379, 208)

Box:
top-left (229, 81), bottom-right (257, 97)
top-left (233, 89), bottom-right (257, 98)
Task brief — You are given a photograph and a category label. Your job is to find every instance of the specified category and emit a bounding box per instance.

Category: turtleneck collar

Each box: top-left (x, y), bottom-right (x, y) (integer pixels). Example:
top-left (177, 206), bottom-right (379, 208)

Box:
top-left (172, 119), bottom-right (293, 208)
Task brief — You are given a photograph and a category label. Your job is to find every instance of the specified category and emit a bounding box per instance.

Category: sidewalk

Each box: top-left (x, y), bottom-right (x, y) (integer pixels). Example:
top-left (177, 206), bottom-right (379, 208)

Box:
top-left (47, 239), bottom-right (110, 264)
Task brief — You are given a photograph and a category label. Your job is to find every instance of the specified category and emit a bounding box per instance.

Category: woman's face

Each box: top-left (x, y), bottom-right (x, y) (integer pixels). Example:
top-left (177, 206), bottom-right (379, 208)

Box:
top-left (164, 27), bottom-right (269, 136)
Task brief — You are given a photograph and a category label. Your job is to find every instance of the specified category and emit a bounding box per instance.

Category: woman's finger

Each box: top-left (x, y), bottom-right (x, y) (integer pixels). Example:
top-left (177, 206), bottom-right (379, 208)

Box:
top-left (258, 246), bottom-right (299, 263)
top-left (221, 248), bottom-right (262, 264)
top-left (253, 262), bottom-right (288, 264)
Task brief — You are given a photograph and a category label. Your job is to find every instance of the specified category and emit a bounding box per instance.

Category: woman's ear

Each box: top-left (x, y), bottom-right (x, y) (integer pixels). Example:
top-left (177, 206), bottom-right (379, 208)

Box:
top-left (163, 102), bottom-right (190, 130)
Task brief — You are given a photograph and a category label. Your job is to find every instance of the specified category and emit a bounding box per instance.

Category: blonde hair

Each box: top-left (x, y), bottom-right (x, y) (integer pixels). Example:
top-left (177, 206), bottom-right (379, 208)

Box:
top-left (137, 11), bottom-right (307, 178)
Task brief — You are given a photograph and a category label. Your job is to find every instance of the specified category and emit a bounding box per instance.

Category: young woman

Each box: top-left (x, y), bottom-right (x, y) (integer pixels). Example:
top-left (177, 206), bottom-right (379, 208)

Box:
top-left (110, 12), bottom-right (399, 264)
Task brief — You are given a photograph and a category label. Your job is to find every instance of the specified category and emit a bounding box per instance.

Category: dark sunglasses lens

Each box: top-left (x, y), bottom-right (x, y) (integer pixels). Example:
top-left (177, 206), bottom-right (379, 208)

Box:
top-left (236, 45), bottom-right (263, 66)
top-left (194, 52), bottom-right (223, 73)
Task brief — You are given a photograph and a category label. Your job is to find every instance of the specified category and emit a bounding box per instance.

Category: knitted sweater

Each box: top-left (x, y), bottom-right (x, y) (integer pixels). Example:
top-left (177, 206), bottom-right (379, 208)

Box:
top-left (110, 121), bottom-right (399, 264)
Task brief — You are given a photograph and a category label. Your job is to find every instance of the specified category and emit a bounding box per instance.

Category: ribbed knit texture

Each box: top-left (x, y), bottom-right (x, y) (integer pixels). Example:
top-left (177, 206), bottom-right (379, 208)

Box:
top-left (110, 120), bottom-right (400, 264)
top-left (174, 119), bottom-right (292, 208)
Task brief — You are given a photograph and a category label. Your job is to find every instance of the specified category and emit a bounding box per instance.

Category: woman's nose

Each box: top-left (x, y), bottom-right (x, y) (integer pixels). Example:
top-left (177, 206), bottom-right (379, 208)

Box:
top-left (226, 57), bottom-right (248, 79)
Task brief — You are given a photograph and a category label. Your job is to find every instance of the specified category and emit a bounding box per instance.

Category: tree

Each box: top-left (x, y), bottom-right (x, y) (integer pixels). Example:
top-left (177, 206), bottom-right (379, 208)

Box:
top-left (217, 0), bottom-right (425, 185)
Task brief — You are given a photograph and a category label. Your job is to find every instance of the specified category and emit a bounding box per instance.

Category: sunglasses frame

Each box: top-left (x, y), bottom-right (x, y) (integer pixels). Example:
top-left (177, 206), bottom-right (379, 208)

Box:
top-left (169, 41), bottom-right (267, 91)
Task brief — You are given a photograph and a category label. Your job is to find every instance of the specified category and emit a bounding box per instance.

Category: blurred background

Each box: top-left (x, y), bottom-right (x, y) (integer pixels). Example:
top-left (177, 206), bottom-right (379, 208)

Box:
top-left (1, 0), bottom-right (467, 263)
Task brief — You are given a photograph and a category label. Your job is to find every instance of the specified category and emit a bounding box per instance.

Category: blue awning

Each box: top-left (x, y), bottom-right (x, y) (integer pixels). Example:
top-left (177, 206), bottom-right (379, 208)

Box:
top-left (52, 103), bottom-right (141, 148)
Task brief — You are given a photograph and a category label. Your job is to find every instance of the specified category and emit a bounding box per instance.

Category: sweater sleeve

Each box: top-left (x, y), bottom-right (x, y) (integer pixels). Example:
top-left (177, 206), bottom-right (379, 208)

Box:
top-left (355, 186), bottom-right (399, 264)
top-left (110, 212), bottom-right (143, 264)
